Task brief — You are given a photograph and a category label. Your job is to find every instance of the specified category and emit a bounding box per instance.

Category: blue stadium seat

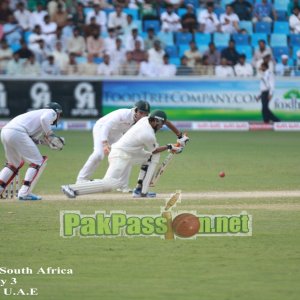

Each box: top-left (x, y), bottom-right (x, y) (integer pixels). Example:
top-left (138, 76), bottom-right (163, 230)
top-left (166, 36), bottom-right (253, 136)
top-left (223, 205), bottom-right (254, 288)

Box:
top-left (93, 57), bottom-right (103, 64)
top-left (165, 45), bottom-right (178, 58)
top-left (214, 7), bottom-right (225, 18)
top-left (184, 0), bottom-right (199, 8)
top-left (169, 57), bottom-right (181, 66)
top-left (103, 8), bottom-right (114, 15)
top-left (124, 8), bottom-right (139, 20)
top-left (289, 34), bottom-right (300, 47)
top-left (274, 0), bottom-right (288, 11)
top-left (270, 34), bottom-right (287, 47)
top-left (276, 10), bottom-right (287, 21)
top-left (251, 33), bottom-right (268, 47)
top-left (83, 7), bottom-right (93, 16)
top-left (292, 47), bottom-right (300, 59)
top-left (273, 21), bottom-right (289, 34)
top-left (175, 32), bottom-right (193, 45)
top-left (24, 31), bottom-right (32, 44)
top-left (143, 20), bottom-right (160, 33)
top-left (10, 43), bottom-right (21, 52)
top-left (213, 32), bottom-right (230, 48)
top-left (254, 22), bottom-right (272, 34)
top-left (272, 46), bottom-right (290, 60)
top-left (239, 21), bottom-right (253, 34)
top-left (177, 8), bottom-right (187, 17)
top-left (178, 44), bottom-right (190, 57)
top-left (198, 45), bottom-right (208, 53)
top-left (221, 0), bottom-right (233, 7)
top-left (157, 31), bottom-right (174, 46)
top-left (75, 56), bottom-right (87, 64)
top-left (236, 45), bottom-right (253, 61)
top-left (194, 33), bottom-right (211, 46)
top-left (232, 34), bottom-right (250, 45)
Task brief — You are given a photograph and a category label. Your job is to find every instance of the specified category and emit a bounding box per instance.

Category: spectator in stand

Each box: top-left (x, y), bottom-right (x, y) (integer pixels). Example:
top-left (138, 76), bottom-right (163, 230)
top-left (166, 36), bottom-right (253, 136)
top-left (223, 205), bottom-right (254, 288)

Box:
top-left (128, 0), bottom-right (144, 9)
top-left (148, 40), bottom-right (165, 65)
top-left (63, 52), bottom-right (79, 75)
top-left (157, 54), bottom-right (176, 77)
top-left (78, 53), bottom-right (98, 75)
top-left (198, 1), bottom-right (220, 33)
top-left (256, 53), bottom-right (275, 74)
top-left (52, 41), bottom-right (69, 71)
top-left (3, 14), bottom-right (22, 47)
top-left (289, 6), bottom-right (300, 33)
top-left (15, 39), bottom-right (34, 59)
top-left (215, 58), bottom-right (235, 77)
top-left (194, 55), bottom-right (215, 76)
top-left (0, 1), bottom-right (12, 23)
top-left (252, 39), bottom-right (273, 69)
top-left (181, 3), bottom-right (198, 33)
top-left (67, 27), bottom-right (86, 56)
top-left (14, 2), bottom-right (31, 32)
top-left (87, 28), bottom-right (105, 58)
top-left (113, 0), bottom-right (130, 7)
top-left (161, 4), bottom-right (182, 32)
top-left (234, 54), bottom-right (254, 77)
top-left (296, 50), bottom-right (300, 70)
top-left (288, 0), bottom-right (300, 16)
top-left (22, 55), bottom-right (41, 76)
top-left (252, 0), bottom-right (277, 23)
top-left (97, 53), bottom-right (117, 75)
top-left (6, 52), bottom-right (22, 75)
top-left (230, 0), bottom-right (253, 21)
top-left (164, 0), bottom-right (184, 10)
top-left (86, 3), bottom-right (107, 33)
top-left (51, 3), bottom-right (68, 28)
top-left (104, 28), bottom-right (117, 52)
top-left (123, 14), bottom-right (138, 37)
top-left (176, 55), bottom-right (193, 75)
top-left (108, 4), bottom-right (127, 34)
top-left (221, 39), bottom-right (240, 66)
top-left (131, 40), bottom-right (146, 63)
top-left (220, 4), bottom-right (240, 34)
top-left (30, 2), bottom-right (48, 29)
top-left (125, 28), bottom-right (144, 51)
top-left (140, 0), bottom-right (159, 21)
top-left (41, 55), bottom-right (60, 75)
top-left (0, 40), bottom-right (13, 74)
top-left (139, 52), bottom-right (157, 77)
top-left (184, 40), bottom-right (202, 68)
top-left (84, 16), bottom-right (101, 37)
top-left (144, 27), bottom-right (155, 50)
top-left (275, 54), bottom-right (294, 76)
top-left (110, 37), bottom-right (127, 71)
top-left (40, 15), bottom-right (58, 49)
top-left (119, 51), bottom-right (139, 75)
top-left (203, 42), bottom-right (221, 65)
top-left (73, 2), bottom-right (85, 33)
top-left (61, 15), bottom-right (74, 43)
top-left (31, 39), bottom-right (49, 64)
top-left (95, 0), bottom-right (113, 9)
top-left (28, 25), bottom-right (45, 49)
top-left (47, 0), bottom-right (65, 18)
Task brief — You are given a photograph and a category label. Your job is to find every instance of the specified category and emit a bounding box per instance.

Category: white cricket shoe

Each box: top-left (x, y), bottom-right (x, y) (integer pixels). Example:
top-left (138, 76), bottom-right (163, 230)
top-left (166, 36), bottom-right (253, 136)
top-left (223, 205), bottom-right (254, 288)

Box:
top-left (61, 185), bottom-right (76, 198)
top-left (116, 187), bottom-right (133, 193)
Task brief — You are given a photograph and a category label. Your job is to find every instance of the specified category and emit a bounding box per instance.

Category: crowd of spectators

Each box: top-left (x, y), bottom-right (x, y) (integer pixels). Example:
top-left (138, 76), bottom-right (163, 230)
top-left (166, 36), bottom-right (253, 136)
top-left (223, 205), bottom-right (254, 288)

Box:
top-left (0, 0), bottom-right (299, 77)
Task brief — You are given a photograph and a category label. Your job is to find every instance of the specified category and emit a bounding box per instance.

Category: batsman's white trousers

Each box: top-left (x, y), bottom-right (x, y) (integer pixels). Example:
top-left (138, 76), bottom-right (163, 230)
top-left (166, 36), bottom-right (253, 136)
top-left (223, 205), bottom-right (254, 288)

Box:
top-left (1, 129), bottom-right (43, 167)
top-left (76, 124), bottom-right (131, 186)
top-left (71, 148), bottom-right (151, 195)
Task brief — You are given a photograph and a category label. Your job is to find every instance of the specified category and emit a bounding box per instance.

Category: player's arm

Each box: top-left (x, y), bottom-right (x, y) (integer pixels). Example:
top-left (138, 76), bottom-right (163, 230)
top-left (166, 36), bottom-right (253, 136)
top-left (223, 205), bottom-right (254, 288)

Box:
top-left (165, 120), bottom-right (189, 146)
top-left (152, 144), bottom-right (182, 154)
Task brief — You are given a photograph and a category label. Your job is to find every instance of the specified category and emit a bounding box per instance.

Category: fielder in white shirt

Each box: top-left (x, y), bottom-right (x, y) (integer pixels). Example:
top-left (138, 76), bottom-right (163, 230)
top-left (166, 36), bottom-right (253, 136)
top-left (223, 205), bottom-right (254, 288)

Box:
top-left (62, 110), bottom-right (187, 198)
top-left (0, 103), bottom-right (64, 201)
top-left (220, 5), bottom-right (239, 34)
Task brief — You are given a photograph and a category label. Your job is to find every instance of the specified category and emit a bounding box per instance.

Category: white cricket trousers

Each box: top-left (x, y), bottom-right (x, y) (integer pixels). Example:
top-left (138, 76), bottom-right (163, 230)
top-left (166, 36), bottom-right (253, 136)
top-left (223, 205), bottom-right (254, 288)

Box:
top-left (71, 148), bottom-right (151, 195)
top-left (1, 129), bottom-right (44, 167)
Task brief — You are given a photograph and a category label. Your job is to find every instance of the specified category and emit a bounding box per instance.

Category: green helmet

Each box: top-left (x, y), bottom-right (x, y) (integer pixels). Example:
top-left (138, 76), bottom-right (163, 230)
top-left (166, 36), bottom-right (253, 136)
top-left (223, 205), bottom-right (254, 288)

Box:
top-left (46, 102), bottom-right (63, 114)
top-left (149, 110), bottom-right (167, 123)
top-left (134, 101), bottom-right (151, 113)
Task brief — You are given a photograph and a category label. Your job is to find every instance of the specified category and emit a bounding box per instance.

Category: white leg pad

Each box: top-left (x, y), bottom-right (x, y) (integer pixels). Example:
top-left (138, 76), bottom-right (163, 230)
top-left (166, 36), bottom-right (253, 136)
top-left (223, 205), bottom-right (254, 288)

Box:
top-left (141, 153), bottom-right (160, 194)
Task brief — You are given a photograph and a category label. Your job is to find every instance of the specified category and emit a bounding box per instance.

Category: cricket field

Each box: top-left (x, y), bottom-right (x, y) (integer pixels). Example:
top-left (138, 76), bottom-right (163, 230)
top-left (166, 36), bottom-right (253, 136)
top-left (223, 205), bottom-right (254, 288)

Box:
top-left (0, 131), bottom-right (300, 300)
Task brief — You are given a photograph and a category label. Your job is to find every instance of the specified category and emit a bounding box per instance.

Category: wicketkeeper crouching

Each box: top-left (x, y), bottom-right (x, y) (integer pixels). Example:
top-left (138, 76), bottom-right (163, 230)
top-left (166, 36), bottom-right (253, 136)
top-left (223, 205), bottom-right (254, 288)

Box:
top-left (61, 110), bottom-right (189, 198)
top-left (0, 102), bottom-right (65, 201)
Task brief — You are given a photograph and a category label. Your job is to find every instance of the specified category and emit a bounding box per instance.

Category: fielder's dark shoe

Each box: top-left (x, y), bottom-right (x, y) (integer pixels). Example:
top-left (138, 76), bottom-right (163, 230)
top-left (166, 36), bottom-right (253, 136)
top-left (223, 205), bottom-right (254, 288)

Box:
top-left (132, 188), bottom-right (156, 198)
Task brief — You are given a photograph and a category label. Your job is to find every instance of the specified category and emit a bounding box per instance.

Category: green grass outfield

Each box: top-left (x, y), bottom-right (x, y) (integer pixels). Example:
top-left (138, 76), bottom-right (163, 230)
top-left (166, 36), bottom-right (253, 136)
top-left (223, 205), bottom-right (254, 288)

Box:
top-left (1, 131), bottom-right (300, 300)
